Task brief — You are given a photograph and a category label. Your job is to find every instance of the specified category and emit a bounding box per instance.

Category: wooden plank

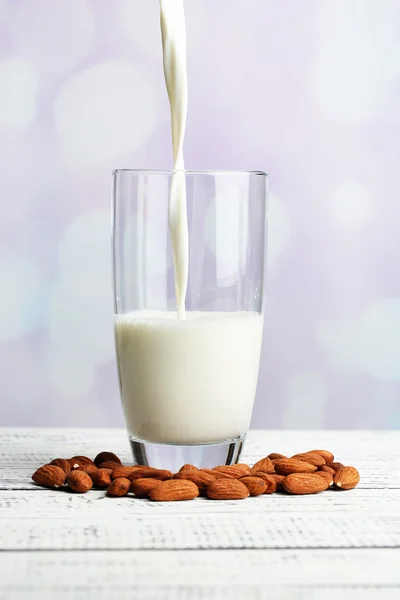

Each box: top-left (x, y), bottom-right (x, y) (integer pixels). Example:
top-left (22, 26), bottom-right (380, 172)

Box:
top-left (1, 510), bottom-right (399, 550)
top-left (0, 549), bottom-right (399, 599)
top-left (1, 588), bottom-right (399, 600)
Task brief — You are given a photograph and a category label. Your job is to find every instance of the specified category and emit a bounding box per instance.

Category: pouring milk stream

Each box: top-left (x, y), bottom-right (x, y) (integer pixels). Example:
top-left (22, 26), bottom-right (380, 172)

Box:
top-left (115, 0), bottom-right (263, 444)
top-left (160, 0), bottom-right (189, 320)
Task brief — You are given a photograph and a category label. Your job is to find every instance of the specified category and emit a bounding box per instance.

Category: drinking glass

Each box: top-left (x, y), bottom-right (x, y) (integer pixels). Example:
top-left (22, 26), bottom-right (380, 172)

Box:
top-left (112, 170), bottom-right (267, 470)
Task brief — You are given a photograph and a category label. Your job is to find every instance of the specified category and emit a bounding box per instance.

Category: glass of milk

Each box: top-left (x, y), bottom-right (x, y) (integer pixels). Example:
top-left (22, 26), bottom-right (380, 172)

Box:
top-left (112, 169), bottom-right (267, 469)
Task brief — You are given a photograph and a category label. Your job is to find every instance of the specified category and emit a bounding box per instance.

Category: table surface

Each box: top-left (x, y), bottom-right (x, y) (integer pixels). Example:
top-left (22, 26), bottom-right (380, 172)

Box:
top-left (0, 428), bottom-right (399, 600)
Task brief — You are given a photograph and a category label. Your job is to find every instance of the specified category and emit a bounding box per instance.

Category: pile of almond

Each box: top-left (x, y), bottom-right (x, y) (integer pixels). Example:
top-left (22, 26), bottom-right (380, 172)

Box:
top-left (31, 450), bottom-right (360, 501)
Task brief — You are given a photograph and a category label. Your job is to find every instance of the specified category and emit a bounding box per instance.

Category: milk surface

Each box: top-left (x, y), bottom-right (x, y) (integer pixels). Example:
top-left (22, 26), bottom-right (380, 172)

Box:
top-left (115, 311), bottom-right (263, 444)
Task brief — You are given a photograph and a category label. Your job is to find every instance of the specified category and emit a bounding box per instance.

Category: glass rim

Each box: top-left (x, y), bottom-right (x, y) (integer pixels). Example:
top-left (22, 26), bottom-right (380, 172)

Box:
top-left (113, 169), bottom-right (267, 177)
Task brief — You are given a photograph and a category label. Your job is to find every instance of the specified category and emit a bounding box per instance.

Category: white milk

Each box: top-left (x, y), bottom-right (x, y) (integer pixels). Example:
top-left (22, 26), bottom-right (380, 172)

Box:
top-left (115, 311), bottom-right (263, 444)
top-left (160, 0), bottom-right (188, 319)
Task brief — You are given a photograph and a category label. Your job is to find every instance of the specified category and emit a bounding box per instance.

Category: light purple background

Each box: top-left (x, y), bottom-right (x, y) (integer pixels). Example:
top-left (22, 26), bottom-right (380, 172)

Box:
top-left (0, 0), bottom-right (399, 429)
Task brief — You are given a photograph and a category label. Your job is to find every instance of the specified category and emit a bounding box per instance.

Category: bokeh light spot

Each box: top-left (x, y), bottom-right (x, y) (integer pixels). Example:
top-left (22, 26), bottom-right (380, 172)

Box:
top-left (331, 182), bottom-right (373, 226)
top-left (8, 0), bottom-right (94, 73)
top-left (283, 372), bottom-right (328, 428)
top-left (318, 297), bottom-right (400, 382)
top-left (0, 58), bottom-right (38, 130)
top-left (312, 0), bottom-right (400, 121)
top-left (53, 60), bottom-right (158, 166)
top-left (0, 254), bottom-right (44, 340)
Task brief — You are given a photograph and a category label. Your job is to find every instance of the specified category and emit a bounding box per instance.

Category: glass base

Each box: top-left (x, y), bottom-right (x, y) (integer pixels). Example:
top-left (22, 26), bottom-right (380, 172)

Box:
top-left (128, 434), bottom-right (246, 471)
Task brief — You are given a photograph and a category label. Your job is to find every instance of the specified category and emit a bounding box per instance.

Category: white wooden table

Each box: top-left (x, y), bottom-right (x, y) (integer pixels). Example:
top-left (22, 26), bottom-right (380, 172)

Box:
top-left (0, 428), bottom-right (399, 599)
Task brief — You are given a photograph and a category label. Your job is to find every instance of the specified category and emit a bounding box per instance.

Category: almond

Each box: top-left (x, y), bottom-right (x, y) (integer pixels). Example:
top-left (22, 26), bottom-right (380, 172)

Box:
top-left (282, 473), bottom-right (329, 495)
top-left (107, 477), bottom-right (131, 497)
top-left (309, 450), bottom-right (334, 463)
top-left (32, 465), bottom-right (66, 489)
top-left (130, 477), bottom-right (162, 498)
top-left (315, 471), bottom-right (334, 486)
top-left (50, 458), bottom-right (71, 476)
top-left (94, 452), bottom-right (122, 467)
top-left (274, 458), bottom-right (318, 475)
top-left (149, 479), bottom-right (199, 501)
top-left (213, 465), bottom-right (250, 478)
top-left (254, 472), bottom-right (278, 493)
top-left (268, 453), bottom-right (287, 460)
top-left (236, 463), bottom-right (251, 473)
top-left (327, 462), bottom-right (345, 473)
top-left (291, 452), bottom-right (326, 467)
top-left (67, 470), bottom-right (93, 493)
top-left (77, 464), bottom-right (98, 477)
top-left (251, 457), bottom-right (275, 474)
top-left (334, 466), bottom-right (360, 490)
top-left (200, 468), bottom-right (233, 479)
top-left (111, 466), bottom-right (137, 479)
top-left (69, 455), bottom-right (94, 468)
top-left (239, 476), bottom-right (267, 496)
top-left (206, 479), bottom-right (249, 500)
top-left (268, 473), bottom-right (285, 492)
top-left (319, 465), bottom-right (336, 476)
top-left (173, 470), bottom-right (215, 494)
top-left (99, 460), bottom-right (124, 471)
top-left (129, 466), bottom-right (173, 481)
top-left (179, 464), bottom-right (198, 473)
top-left (91, 468), bottom-right (112, 488)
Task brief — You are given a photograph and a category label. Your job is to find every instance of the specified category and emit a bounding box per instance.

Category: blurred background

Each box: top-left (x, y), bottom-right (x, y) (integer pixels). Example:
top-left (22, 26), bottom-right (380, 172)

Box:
top-left (0, 0), bottom-right (399, 429)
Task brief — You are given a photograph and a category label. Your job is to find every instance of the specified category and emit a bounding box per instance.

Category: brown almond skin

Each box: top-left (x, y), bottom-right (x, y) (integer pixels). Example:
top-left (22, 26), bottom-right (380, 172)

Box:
top-left (173, 470), bottom-right (215, 494)
top-left (200, 469), bottom-right (234, 479)
top-left (268, 453), bottom-right (287, 460)
top-left (327, 462), bottom-right (345, 473)
top-left (107, 477), bottom-right (131, 497)
top-left (129, 466), bottom-right (173, 481)
top-left (254, 472), bottom-right (278, 493)
top-left (77, 464), bottom-right (98, 477)
top-left (268, 473), bottom-right (285, 492)
top-left (130, 477), bottom-right (162, 498)
top-left (179, 464), bottom-right (198, 473)
top-left (94, 452), bottom-right (122, 467)
top-left (251, 457), bottom-right (275, 474)
top-left (315, 471), bottom-right (334, 486)
top-left (236, 463), bottom-right (251, 474)
top-left (149, 479), bottom-right (199, 501)
top-left (207, 479), bottom-right (250, 500)
top-left (319, 465), bottom-right (336, 476)
top-left (274, 459), bottom-right (318, 475)
top-left (67, 470), bottom-right (93, 493)
top-left (310, 450), bottom-right (334, 463)
top-left (111, 466), bottom-right (137, 479)
top-left (291, 453), bottom-right (326, 467)
top-left (70, 455), bottom-right (94, 466)
top-left (91, 468), bottom-right (112, 488)
top-left (50, 458), bottom-right (71, 476)
top-left (32, 465), bottom-right (66, 489)
top-left (334, 466), bottom-right (360, 490)
top-left (213, 465), bottom-right (249, 478)
top-left (68, 457), bottom-right (93, 470)
top-left (98, 460), bottom-right (124, 470)
top-left (239, 476), bottom-right (267, 496)
top-left (283, 473), bottom-right (329, 495)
